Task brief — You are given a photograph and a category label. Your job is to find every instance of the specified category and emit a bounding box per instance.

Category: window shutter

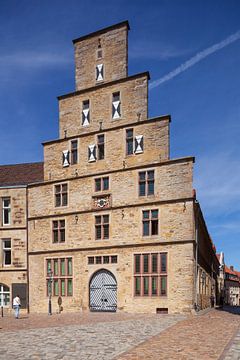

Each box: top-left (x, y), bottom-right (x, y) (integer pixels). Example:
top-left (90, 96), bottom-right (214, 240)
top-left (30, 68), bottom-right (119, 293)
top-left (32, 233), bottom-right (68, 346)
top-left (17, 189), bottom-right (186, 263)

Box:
top-left (96, 64), bottom-right (104, 82)
top-left (88, 144), bottom-right (96, 162)
top-left (82, 108), bottom-right (90, 126)
top-left (62, 150), bottom-right (70, 167)
top-left (112, 100), bottom-right (121, 119)
top-left (135, 135), bottom-right (144, 154)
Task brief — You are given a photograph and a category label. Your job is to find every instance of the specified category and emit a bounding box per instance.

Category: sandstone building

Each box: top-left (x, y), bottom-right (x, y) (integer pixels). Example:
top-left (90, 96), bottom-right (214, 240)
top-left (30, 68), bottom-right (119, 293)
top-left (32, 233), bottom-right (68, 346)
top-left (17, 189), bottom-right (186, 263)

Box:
top-left (0, 21), bottom-right (221, 314)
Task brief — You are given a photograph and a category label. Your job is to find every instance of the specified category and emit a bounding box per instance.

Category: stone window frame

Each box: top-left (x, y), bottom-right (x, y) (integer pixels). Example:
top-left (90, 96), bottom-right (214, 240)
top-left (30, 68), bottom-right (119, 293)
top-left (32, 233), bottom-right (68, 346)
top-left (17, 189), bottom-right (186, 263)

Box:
top-left (52, 219), bottom-right (66, 243)
top-left (46, 257), bottom-right (73, 297)
top-left (133, 253), bottom-right (167, 297)
top-left (2, 197), bottom-right (11, 226)
top-left (94, 176), bottom-right (109, 192)
top-left (138, 170), bottom-right (155, 197)
top-left (54, 183), bottom-right (68, 208)
top-left (2, 239), bottom-right (11, 266)
top-left (142, 209), bottom-right (159, 237)
top-left (95, 214), bottom-right (109, 240)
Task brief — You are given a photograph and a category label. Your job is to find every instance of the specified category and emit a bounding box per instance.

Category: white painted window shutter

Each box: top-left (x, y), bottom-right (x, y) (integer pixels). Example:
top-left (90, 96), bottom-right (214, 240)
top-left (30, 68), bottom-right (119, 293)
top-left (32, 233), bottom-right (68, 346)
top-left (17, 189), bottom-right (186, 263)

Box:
top-left (96, 64), bottom-right (104, 82)
top-left (135, 135), bottom-right (144, 154)
top-left (82, 108), bottom-right (90, 126)
top-left (88, 144), bottom-right (96, 162)
top-left (62, 150), bottom-right (70, 167)
top-left (112, 100), bottom-right (121, 119)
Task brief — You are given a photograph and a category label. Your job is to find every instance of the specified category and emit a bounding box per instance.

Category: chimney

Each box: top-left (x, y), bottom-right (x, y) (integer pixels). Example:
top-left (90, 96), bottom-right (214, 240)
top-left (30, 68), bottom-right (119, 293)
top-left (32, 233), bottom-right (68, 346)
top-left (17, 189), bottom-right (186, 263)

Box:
top-left (230, 266), bottom-right (234, 271)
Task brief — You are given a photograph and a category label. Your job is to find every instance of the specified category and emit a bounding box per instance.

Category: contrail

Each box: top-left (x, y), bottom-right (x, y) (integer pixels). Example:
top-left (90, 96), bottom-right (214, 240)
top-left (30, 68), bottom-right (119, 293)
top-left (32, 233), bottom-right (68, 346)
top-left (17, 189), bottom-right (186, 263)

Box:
top-left (149, 30), bottom-right (240, 89)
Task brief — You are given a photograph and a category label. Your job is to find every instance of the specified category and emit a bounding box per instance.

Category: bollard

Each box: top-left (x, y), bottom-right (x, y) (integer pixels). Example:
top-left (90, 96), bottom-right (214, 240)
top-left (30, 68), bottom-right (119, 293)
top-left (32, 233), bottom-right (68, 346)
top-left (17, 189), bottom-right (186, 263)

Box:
top-left (1, 306), bottom-right (3, 317)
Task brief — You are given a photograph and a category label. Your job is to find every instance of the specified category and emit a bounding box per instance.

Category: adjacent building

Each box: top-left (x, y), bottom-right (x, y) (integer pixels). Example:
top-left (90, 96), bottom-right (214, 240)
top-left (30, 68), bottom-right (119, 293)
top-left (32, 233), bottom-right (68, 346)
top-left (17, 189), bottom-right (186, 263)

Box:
top-left (225, 265), bottom-right (240, 306)
top-left (1, 21), bottom-right (222, 314)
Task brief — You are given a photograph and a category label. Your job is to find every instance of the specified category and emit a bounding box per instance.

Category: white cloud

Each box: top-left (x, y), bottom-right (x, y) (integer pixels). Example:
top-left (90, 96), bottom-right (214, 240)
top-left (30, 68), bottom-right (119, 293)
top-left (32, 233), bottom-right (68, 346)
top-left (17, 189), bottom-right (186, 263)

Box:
top-left (149, 29), bottom-right (240, 89)
top-left (130, 41), bottom-right (189, 60)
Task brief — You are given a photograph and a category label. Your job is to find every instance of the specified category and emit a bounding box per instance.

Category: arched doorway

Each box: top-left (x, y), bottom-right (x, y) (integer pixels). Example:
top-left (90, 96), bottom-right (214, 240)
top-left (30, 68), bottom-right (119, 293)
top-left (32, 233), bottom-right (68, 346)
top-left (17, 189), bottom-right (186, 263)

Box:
top-left (0, 284), bottom-right (10, 307)
top-left (89, 269), bottom-right (117, 312)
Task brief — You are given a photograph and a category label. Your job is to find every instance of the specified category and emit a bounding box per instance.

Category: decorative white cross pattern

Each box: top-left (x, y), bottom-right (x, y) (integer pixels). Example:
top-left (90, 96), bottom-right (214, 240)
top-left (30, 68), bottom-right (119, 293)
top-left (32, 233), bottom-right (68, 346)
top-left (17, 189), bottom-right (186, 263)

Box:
top-left (62, 150), bottom-right (70, 167)
top-left (112, 100), bottom-right (121, 119)
top-left (82, 108), bottom-right (90, 126)
top-left (88, 144), bottom-right (96, 162)
top-left (135, 135), bottom-right (144, 154)
top-left (96, 64), bottom-right (104, 82)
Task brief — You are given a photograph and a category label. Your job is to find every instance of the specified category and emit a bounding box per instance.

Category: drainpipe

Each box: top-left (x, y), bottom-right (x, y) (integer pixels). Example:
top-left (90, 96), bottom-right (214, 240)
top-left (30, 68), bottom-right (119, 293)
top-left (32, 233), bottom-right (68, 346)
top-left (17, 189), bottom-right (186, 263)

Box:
top-left (26, 186), bottom-right (30, 313)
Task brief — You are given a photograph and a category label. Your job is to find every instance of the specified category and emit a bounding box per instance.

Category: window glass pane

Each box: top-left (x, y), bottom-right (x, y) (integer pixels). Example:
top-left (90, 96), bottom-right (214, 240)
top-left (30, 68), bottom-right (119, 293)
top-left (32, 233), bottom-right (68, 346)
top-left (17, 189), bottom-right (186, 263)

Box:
top-left (95, 179), bottom-right (101, 191)
top-left (151, 220), bottom-right (158, 235)
top-left (135, 255), bottom-right (141, 273)
top-left (139, 172), bottom-right (146, 181)
top-left (103, 177), bottom-right (109, 190)
top-left (53, 221), bottom-right (58, 229)
top-left (148, 180), bottom-right (154, 195)
top-left (127, 140), bottom-right (133, 155)
top-left (143, 277), bottom-right (149, 295)
top-left (55, 194), bottom-right (61, 207)
top-left (61, 280), bottom-right (65, 296)
top-left (161, 254), bottom-right (167, 273)
top-left (54, 259), bottom-right (58, 276)
top-left (95, 216), bottom-right (101, 224)
top-left (111, 256), bottom-right (117, 263)
top-left (160, 276), bottom-right (167, 295)
top-left (143, 254), bottom-right (149, 273)
top-left (53, 230), bottom-right (58, 243)
top-left (54, 280), bottom-right (59, 296)
top-left (139, 183), bottom-right (145, 196)
top-left (88, 257), bottom-right (94, 264)
top-left (47, 260), bottom-right (51, 273)
top-left (60, 259), bottom-right (65, 275)
top-left (3, 293), bottom-right (10, 306)
top-left (60, 229), bottom-right (65, 242)
top-left (126, 129), bottom-right (133, 138)
top-left (148, 171), bottom-right (154, 180)
top-left (83, 100), bottom-right (89, 109)
top-left (62, 184), bottom-right (68, 192)
top-left (113, 92), bottom-right (120, 101)
top-left (67, 258), bottom-right (72, 276)
top-left (103, 215), bottom-right (109, 224)
top-left (4, 251), bottom-right (11, 265)
top-left (68, 279), bottom-right (73, 296)
top-left (103, 256), bottom-right (109, 264)
top-left (103, 224), bottom-right (109, 239)
top-left (4, 240), bottom-right (11, 248)
top-left (143, 211), bottom-right (149, 219)
top-left (135, 277), bottom-right (141, 296)
top-left (143, 221), bottom-right (149, 236)
top-left (62, 193), bottom-right (68, 206)
top-left (60, 220), bottom-right (65, 228)
top-left (151, 210), bottom-right (158, 219)
top-left (152, 254), bottom-right (158, 273)
top-left (95, 225), bottom-right (101, 239)
top-left (96, 256), bottom-right (102, 264)
top-left (152, 277), bottom-right (157, 295)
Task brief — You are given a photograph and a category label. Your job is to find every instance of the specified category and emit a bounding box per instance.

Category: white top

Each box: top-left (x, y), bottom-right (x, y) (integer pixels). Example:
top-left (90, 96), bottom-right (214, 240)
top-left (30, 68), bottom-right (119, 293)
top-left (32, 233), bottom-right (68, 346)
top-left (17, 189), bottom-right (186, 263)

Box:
top-left (13, 296), bottom-right (21, 306)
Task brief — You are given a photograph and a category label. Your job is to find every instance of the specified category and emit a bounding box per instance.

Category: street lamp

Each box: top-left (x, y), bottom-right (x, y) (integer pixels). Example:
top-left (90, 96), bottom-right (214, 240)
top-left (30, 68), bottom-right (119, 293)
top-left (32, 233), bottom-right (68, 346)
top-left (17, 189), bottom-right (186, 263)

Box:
top-left (48, 270), bottom-right (53, 315)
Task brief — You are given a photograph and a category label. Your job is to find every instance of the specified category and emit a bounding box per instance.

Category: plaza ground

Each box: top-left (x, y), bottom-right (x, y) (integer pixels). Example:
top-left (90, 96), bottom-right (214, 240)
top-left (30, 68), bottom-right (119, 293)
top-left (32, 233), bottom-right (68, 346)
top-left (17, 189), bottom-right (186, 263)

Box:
top-left (0, 307), bottom-right (239, 359)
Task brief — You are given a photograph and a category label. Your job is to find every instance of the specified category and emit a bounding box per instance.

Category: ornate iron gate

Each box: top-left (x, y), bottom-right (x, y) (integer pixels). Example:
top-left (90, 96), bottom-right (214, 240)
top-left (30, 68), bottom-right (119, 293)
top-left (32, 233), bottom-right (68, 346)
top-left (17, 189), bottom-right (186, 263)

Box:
top-left (89, 269), bottom-right (117, 312)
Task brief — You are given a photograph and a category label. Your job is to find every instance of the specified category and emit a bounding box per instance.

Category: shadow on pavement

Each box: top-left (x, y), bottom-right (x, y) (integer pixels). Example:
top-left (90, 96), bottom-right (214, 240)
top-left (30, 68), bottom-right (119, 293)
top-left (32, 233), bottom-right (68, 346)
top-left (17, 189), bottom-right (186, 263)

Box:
top-left (217, 306), bottom-right (240, 315)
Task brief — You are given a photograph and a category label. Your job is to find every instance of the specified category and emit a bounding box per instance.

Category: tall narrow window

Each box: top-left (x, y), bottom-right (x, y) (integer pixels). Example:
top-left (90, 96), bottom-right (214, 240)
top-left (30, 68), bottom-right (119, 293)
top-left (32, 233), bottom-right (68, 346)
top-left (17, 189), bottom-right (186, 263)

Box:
top-left (2, 198), bottom-right (11, 225)
top-left (142, 210), bottom-right (159, 236)
top-left (112, 92), bottom-right (121, 119)
top-left (139, 170), bottom-right (155, 196)
top-left (97, 134), bottom-right (105, 160)
top-left (95, 215), bottom-right (109, 240)
top-left (2, 239), bottom-right (11, 266)
top-left (126, 129), bottom-right (134, 155)
top-left (82, 100), bottom-right (90, 126)
top-left (53, 220), bottom-right (65, 243)
top-left (71, 140), bottom-right (78, 164)
top-left (55, 184), bottom-right (68, 207)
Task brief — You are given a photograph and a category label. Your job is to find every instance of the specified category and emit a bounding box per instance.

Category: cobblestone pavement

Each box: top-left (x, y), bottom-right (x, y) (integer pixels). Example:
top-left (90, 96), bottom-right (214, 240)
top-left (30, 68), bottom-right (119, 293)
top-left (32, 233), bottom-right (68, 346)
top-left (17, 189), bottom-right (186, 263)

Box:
top-left (0, 312), bottom-right (184, 360)
top-left (0, 308), bottom-right (239, 359)
top-left (117, 308), bottom-right (240, 360)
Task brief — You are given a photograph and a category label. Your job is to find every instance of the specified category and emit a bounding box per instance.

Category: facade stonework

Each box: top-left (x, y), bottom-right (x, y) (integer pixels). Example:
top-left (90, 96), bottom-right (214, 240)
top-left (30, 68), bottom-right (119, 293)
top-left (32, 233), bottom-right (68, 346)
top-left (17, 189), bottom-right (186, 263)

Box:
top-left (0, 21), bottom-right (221, 314)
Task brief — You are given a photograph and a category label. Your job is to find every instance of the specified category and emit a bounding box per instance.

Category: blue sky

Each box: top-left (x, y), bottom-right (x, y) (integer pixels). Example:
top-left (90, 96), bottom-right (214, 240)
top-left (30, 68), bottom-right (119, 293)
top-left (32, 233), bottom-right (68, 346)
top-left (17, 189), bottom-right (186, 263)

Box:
top-left (0, 0), bottom-right (239, 269)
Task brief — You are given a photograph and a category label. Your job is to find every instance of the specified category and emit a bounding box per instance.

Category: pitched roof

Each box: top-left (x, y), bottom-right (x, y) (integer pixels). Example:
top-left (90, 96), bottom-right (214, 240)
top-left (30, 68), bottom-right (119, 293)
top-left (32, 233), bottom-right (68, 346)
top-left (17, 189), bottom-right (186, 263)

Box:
top-left (0, 162), bottom-right (44, 187)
